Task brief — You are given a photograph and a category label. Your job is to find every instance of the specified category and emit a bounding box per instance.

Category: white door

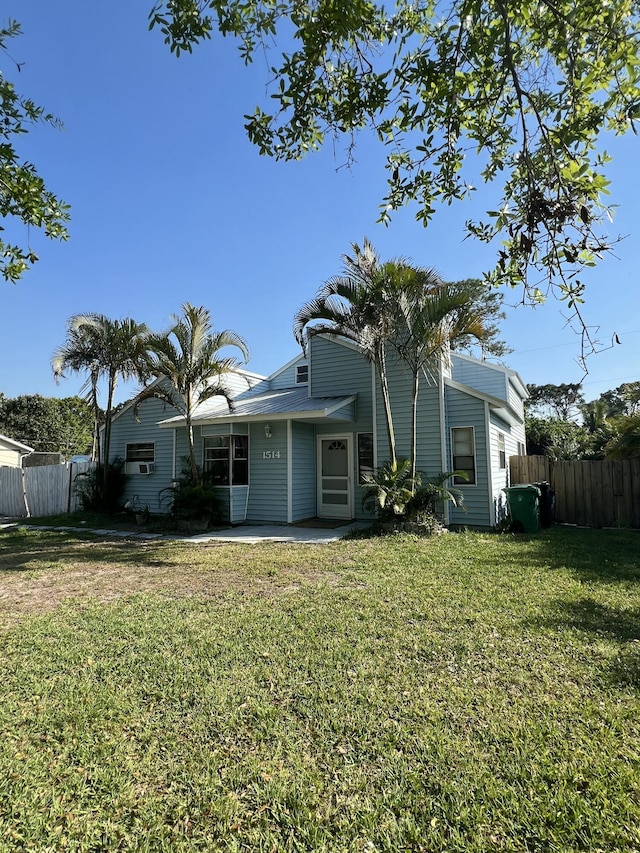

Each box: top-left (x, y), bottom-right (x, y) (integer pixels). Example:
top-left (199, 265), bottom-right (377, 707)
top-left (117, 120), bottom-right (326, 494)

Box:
top-left (317, 436), bottom-right (353, 519)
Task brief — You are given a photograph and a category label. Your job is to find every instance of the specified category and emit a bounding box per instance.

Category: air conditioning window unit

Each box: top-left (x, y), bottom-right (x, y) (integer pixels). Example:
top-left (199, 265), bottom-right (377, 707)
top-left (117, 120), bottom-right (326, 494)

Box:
top-left (138, 462), bottom-right (156, 475)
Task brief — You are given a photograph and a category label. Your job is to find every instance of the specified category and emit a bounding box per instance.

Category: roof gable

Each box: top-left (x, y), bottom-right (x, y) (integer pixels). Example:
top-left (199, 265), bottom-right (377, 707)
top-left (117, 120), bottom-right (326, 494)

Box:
top-left (445, 377), bottom-right (523, 425)
top-left (451, 351), bottom-right (528, 399)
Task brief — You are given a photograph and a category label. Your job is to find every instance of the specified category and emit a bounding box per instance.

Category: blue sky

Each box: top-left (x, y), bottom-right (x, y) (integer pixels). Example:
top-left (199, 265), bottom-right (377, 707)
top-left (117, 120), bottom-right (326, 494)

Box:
top-left (2, 1), bottom-right (638, 407)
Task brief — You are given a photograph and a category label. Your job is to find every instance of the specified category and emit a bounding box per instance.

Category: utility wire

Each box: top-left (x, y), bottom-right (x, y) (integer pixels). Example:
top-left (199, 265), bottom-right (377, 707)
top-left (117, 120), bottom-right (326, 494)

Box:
top-left (512, 329), bottom-right (640, 355)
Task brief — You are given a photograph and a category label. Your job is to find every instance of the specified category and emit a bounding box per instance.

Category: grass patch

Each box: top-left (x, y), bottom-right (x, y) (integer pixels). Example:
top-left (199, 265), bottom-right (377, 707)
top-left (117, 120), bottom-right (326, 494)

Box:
top-left (0, 527), bottom-right (638, 851)
top-left (5, 509), bottom-right (229, 536)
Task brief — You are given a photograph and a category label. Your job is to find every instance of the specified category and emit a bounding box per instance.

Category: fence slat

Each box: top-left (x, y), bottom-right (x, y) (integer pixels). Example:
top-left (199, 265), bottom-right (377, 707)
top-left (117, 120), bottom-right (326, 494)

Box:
top-left (632, 460), bottom-right (640, 529)
top-left (0, 467), bottom-right (29, 516)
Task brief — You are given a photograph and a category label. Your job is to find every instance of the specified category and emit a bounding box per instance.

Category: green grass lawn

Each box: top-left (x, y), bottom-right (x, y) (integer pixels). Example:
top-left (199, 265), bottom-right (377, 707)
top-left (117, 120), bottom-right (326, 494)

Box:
top-left (0, 527), bottom-right (638, 851)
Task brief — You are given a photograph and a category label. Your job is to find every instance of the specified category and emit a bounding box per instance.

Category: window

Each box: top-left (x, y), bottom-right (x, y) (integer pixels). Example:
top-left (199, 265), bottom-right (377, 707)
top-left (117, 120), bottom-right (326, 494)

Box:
top-left (451, 427), bottom-right (476, 485)
top-left (126, 442), bottom-right (155, 473)
top-left (295, 364), bottom-right (309, 384)
top-left (126, 442), bottom-right (155, 462)
top-left (517, 441), bottom-right (526, 457)
top-left (203, 435), bottom-right (248, 485)
top-left (357, 433), bottom-right (374, 484)
top-left (497, 432), bottom-right (506, 469)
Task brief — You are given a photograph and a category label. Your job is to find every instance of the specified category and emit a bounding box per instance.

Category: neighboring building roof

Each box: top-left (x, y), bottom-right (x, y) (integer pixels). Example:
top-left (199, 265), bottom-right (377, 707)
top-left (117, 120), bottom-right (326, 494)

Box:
top-left (0, 433), bottom-right (34, 454)
top-left (158, 386), bottom-right (356, 427)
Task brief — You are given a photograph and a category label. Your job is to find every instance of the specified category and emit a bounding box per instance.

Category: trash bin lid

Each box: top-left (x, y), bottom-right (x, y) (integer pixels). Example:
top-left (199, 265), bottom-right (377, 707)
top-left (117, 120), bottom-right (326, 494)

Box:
top-left (503, 484), bottom-right (541, 495)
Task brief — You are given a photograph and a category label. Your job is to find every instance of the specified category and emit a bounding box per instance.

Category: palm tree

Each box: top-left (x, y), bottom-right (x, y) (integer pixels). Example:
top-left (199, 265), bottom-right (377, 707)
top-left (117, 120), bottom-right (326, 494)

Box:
top-left (393, 271), bottom-right (486, 482)
top-left (52, 324), bottom-right (102, 463)
top-left (136, 303), bottom-right (249, 483)
top-left (294, 238), bottom-right (407, 465)
top-left (52, 314), bottom-right (150, 485)
top-left (605, 414), bottom-right (640, 459)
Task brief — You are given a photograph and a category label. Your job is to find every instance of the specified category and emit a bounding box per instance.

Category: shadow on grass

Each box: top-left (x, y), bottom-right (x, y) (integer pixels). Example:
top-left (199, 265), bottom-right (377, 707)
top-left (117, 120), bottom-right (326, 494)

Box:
top-left (512, 526), bottom-right (640, 585)
top-left (0, 528), bottom-right (180, 573)
top-left (552, 596), bottom-right (640, 642)
top-left (533, 596), bottom-right (640, 689)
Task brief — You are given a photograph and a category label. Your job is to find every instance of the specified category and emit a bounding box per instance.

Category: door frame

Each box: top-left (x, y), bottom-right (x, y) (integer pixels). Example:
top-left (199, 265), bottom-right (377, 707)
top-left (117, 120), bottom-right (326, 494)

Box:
top-left (316, 433), bottom-right (354, 519)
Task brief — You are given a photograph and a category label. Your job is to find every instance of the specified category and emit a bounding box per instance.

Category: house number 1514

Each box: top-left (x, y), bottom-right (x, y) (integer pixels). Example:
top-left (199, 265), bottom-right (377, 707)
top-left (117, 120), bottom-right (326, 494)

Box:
top-left (262, 450), bottom-right (281, 459)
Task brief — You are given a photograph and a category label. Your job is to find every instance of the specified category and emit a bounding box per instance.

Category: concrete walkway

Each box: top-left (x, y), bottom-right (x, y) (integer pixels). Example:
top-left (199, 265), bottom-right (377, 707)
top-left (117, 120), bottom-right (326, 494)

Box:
top-left (187, 522), bottom-right (369, 544)
top-left (0, 518), bottom-right (369, 544)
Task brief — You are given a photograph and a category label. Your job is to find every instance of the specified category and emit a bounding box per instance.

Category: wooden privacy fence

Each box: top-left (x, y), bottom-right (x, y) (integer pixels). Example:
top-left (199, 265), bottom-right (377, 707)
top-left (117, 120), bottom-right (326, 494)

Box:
top-left (509, 455), bottom-right (640, 529)
top-left (0, 461), bottom-right (95, 518)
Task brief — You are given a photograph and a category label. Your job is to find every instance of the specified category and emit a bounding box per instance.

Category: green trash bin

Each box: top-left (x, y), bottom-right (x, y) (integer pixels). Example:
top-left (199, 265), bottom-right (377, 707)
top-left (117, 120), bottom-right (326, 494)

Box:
top-left (503, 484), bottom-right (541, 533)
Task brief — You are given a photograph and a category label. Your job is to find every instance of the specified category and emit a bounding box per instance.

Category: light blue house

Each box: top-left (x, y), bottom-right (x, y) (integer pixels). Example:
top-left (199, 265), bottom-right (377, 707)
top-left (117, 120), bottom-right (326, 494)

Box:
top-left (108, 334), bottom-right (528, 528)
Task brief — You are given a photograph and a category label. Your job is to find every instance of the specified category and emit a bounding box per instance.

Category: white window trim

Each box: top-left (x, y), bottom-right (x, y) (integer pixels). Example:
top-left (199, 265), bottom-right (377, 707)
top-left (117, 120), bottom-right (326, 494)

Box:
top-left (295, 364), bottom-right (309, 384)
top-left (451, 426), bottom-right (477, 487)
top-left (497, 431), bottom-right (506, 469)
top-left (125, 441), bottom-right (156, 460)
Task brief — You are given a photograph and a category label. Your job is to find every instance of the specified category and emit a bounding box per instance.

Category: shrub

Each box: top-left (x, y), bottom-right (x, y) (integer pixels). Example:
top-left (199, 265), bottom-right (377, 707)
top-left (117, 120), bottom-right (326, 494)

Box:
top-left (362, 459), bottom-right (467, 525)
top-left (361, 459), bottom-right (415, 522)
top-left (160, 474), bottom-right (225, 526)
top-left (74, 458), bottom-right (128, 514)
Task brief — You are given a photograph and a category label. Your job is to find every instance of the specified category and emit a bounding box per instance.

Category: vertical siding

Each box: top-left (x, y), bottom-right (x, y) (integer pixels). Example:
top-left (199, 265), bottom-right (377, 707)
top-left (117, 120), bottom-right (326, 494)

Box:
top-left (451, 354), bottom-right (509, 402)
top-left (246, 421), bottom-right (288, 522)
top-left (445, 386), bottom-right (491, 527)
top-left (109, 396), bottom-right (176, 514)
top-left (291, 422), bottom-right (316, 521)
top-left (309, 336), bottom-right (375, 520)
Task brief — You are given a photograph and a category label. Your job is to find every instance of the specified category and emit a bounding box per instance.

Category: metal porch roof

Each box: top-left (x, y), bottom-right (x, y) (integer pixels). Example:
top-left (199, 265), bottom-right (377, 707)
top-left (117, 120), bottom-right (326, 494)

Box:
top-left (157, 386), bottom-right (356, 427)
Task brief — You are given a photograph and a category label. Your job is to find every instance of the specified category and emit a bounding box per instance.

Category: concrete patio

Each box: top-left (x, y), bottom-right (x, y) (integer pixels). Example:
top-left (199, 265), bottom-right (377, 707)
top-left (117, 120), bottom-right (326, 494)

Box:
top-left (0, 518), bottom-right (370, 544)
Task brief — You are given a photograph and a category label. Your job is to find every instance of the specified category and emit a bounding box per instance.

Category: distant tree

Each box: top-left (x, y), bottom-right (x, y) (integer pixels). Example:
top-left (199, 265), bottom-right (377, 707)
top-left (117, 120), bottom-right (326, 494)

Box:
top-left (525, 378), bottom-right (640, 459)
top-left (57, 397), bottom-right (97, 457)
top-left (526, 383), bottom-right (585, 421)
top-left (578, 398), bottom-right (615, 459)
top-left (597, 382), bottom-right (640, 418)
top-left (136, 303), bottom-right (249, 483)
top-left (0, 21), bottom-right (69, 283)
top-left (0, 395), bottom-right (93, 456)
top-left (525, 416), bottom-right (590, 460)
top-left (605, 415), bottom-right (640, 459)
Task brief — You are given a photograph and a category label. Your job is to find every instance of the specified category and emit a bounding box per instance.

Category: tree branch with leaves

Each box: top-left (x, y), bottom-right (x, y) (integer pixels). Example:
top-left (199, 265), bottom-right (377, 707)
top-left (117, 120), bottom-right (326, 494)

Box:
top-left (150, 0), bottom-right (639, 360)
top-left (0, 21), bottom-right (69, 283)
